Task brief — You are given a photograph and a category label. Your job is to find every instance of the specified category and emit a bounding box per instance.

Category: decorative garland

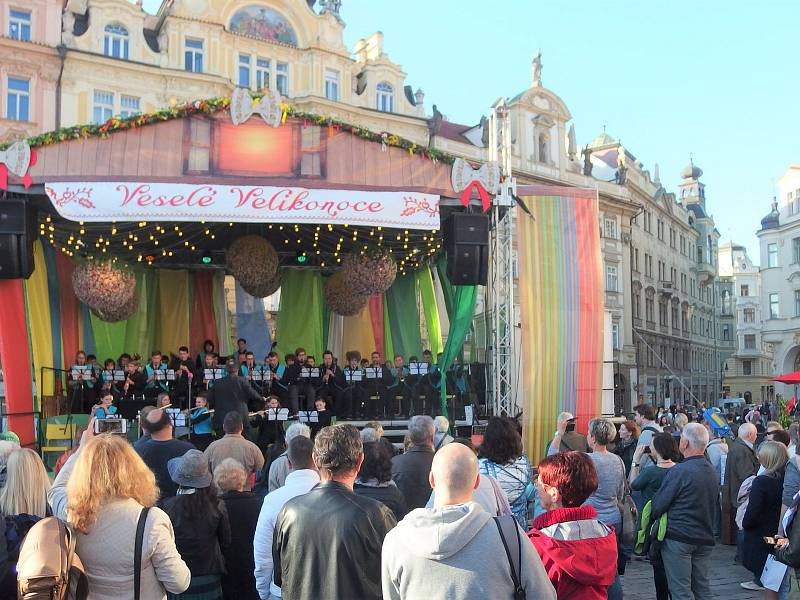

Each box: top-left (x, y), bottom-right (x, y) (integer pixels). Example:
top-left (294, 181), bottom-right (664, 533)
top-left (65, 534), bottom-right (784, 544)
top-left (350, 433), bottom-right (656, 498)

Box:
top-left (1, 95), bottom-right (458, 165)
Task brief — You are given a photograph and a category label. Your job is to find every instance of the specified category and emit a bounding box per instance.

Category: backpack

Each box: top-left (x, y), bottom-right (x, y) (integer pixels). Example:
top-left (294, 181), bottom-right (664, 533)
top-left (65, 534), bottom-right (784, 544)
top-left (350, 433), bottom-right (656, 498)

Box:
top-left (16, 516), bottom-right (88, 600)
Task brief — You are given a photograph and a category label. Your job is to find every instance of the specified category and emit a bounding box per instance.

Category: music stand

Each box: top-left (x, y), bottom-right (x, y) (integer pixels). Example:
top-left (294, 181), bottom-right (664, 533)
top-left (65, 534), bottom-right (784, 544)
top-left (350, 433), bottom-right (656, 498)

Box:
top-left (298, 410), bottom-right (319, 423)
top-left (345, 370), bottom-right (363, 384)
top-left (409, 362), bottom-right (429, 376)
top-left (267, 408), bottom-right (290, 421)
top-left (365, 367), bottom-right (381, 380)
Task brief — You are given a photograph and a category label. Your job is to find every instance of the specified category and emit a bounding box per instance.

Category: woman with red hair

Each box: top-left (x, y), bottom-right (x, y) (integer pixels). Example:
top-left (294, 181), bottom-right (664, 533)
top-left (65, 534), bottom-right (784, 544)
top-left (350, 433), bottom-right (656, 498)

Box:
top-left (528, 451), bottom-right (618, 599)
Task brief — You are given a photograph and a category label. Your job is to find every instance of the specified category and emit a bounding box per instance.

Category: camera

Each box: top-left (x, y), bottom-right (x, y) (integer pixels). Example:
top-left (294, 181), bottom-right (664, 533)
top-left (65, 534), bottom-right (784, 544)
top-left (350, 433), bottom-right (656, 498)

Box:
top-left (565, 422), bottom-right (576, 433)
top-left (642, 446), bottom-right (651, 454)
top-left (94, 417), bottom-right (128, 436)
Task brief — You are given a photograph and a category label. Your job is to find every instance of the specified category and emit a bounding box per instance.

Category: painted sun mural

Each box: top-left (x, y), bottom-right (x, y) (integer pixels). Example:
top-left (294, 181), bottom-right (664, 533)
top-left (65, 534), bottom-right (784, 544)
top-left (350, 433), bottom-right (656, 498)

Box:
top-left (229, 5), bottom-right (298, 46)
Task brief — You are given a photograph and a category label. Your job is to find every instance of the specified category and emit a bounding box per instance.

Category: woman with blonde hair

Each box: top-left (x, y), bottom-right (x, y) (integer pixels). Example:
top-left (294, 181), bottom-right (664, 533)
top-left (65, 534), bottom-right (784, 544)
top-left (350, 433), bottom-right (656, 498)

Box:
top-left (49, 425), bottom-right (190, 599)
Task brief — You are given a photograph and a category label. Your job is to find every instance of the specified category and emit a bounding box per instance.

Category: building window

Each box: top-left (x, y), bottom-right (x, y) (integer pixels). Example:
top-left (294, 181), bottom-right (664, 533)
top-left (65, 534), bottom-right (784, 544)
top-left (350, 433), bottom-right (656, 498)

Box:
top-left (633, 291), bottom-right (641, 319)
top-left (768, 243), bottom-right (778, 268)
top-left (770, 293), bottom-right (780, 319)
top-left (633, 248), bottom-right (639, 272)
top-left (324, 69), bottom-right (340, 101)
top-left (606, 265), bottom-right (618, 292)
top-left (742, 360), bottom-right (752, 376)
top-left (255, 58), bottom-right (270, 90)
top-left (612, 323), bottom-right (619, 350)
top-left (119, 95), bottom-right (140, 118)
top-left (795, 289), bottom-right (800, 317)
top-left (603, 218), bottom-right (618, 240)
top-left (658, 260), bottom-right (665, 281)
top-left (741, 284), bottom-right (749, 297)
top-left (238, 54), bottom-right (250, 88)
top-left (744, 308), bottom-right (755, 323)
top-left (657, 219), bottom-right (664, 241)
top-left (793, 238), bottom-right (800, 265)
top-left (376, 82), bottom-right (394, 112)
top-left (680, 273), bottom-right (687, 293)
top-left (722, 324), bottom-right (730, 341)
top-left (6, 77), bottom-right (29, 121)
top-left (744, 334), bottom-right (756, 349)
top-left (721, 290), bottom-right (731, 315)
top-left (646, 298), bottom-right (655, 322)
top-left (671, 306), bottom-right (679, 329)
top-left (8, 8), bottom-right (31, 41)
top-left (184, 39), bottom-right (204, 73)
top-left (103, 24), bottom-right (129, 60)
top-left (92, 90), bottom-right (114, 124)
top-left (669, 228), bottom-right (676, 249)
top-left (276, 62), bottom-right (288, 96)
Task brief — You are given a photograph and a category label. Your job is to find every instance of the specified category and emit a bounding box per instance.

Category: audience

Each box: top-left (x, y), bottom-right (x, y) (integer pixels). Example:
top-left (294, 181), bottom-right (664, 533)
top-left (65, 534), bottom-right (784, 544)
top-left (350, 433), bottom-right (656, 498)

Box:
top-left (630, 432), bottom-right (679, 507)
top-left (267, 422), bottom-right (311, 492)
top-left (49, 428), bottom-right (190, 599)
top-left (214, 458), bottom-right (261, 600)
top-left (204, 411), bottom-right (264, 488)
top-left (135, 408), bottom-right (195, 499)
top-left (433, 415), bottom-right (454, 450)
top-left (382, 442), bottom-right (556, 600)
top-left (613, 420), bottom-right (639, 476)
top-left (273, 424), bottom-right (396, 600)
top-left (254, 435), bottom-right (319, 600)
top-left (723, 422), bottom-right (758, 548)
top-left (547, 411), bottom-right (589, 455)
top-left (633, 404), bottom-right (663, 473)
top-left (162, 449), bottom-right (230, 600)
top-left (392, 415), bottom-right (436, 510)
top-left (0, 440), bottom-right (20, 488)
top-left (355, 438), bottom-right (408, 521)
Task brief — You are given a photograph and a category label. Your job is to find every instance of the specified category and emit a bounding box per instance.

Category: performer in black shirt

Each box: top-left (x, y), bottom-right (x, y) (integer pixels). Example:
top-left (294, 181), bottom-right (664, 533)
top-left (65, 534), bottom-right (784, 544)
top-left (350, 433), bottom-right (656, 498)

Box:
top-left (341, 351), bottom-right (366, 420)
top-left (318, 350), bottom-right (344, 416)
top-left (365, 352), bottom-right (393, 419)
top-left (169, 346), bottom-right (196, 410)
top-left (287, 347), bottom-right (317, 414)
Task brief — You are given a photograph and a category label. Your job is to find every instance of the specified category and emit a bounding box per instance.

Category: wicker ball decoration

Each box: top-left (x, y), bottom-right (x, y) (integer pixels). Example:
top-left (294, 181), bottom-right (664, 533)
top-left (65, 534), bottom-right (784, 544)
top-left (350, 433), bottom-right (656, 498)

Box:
top-left (240, 270), bottom-right (282, 299)
top-left (72, 261), bottom-right (138, 322)
top-left (342, 248), bottom-right (397, 295)
top-left (324, 270), bottom-right (369, 316)
top-left (226, 235), bottom-right (279, 294)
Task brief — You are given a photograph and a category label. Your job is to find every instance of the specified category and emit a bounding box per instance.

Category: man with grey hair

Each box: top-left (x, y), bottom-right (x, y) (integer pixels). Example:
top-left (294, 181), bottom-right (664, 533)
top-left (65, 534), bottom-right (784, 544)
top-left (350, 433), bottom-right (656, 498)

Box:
top-left (382, 443), bottom-right (555, 600)
top-left (652, 423), bottom-right (718, 599)
top-left (433, 415), bottom-right (453, 450)
top-left (361, 427), bottom-right (381, 443)
top-left (273, 424), bottom-right (395, 600)
top-left (268, 421), bottom-right (311, 492)
top-left (392, 415), bottom-right (435, 509)
top-left (722, 422), bottom-right (759, 546)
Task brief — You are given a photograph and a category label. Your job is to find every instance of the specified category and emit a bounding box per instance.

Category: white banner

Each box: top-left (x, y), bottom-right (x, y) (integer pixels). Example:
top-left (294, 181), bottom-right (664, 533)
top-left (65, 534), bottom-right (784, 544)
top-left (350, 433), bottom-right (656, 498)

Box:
top-left (44, 182), bottom-right (441, 230)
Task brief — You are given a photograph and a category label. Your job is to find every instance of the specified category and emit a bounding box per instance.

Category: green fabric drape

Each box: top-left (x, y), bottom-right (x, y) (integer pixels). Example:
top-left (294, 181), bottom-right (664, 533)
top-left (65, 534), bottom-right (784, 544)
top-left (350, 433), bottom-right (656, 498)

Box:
top-left (90, 314), bottom-right (127, 363)
top-left (436, 255), bottom-right (456, 319)
top-left (277, 269), bottom-right (324, 357)
top-left (417, 267), bottom-right (443, 357)
top-left (322, 302), bottom-right (331, 352)
top-left (385, 273), bottom-right (421, 359)
top-left (124, 270), bottom-right (157, 359)
top-left (439, 285), bottom-right (478, 419)
top-left (383, 297), bottom-right (394, 361)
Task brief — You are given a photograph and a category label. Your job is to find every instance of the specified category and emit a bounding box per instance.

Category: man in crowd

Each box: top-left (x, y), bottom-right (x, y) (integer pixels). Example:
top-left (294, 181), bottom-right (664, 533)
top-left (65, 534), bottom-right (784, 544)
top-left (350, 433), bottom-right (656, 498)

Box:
top-left (632, 403), bottom-right (662, 473)
top-left (722, 422), bottom-right (758, 547)
top-left (268, 422), bottom-right (311, 492)
top-left (652, 423), bottom-right (719, 600)
top-left (788, 422), bottom-right (800, 457)
top-left (204, 411), bottom-right (264, 487)
top-left (273, 424), bottom-right (396, 600)
top-left (206, 358), bottom-right (264, 438)
top-left (392, 415), bottom-right (436, 509)
top-left (254, 435), bottom-right (319, 600)
top-left (135, 408), bottom-right (194, 499)
top-left (382, 442), bottom-right (555, 600)
top-left (546, 411), bottom-right (588, 456)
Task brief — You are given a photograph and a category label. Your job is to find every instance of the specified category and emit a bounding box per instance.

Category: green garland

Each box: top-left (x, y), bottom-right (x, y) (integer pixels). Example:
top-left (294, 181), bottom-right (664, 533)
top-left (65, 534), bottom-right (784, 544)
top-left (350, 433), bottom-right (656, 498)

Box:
top-left (2, 95), bottom-right (457, 165)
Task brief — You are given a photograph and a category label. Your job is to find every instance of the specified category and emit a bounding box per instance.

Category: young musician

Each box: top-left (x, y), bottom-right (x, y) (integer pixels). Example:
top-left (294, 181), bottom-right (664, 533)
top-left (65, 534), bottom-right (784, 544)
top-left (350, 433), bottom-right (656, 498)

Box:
top-left (239, 351), bottom-right (257, 378)
top-left (405, 354), bottom-right (424, 416)
top-left (366, 352), bottom-right (393, 420)
top-left (310, 397), bottom-right (333, 438)
top-left (319, 350), bottom-right (344, 416)
top-left (420, 349), bottom-right (439, 417)
top-left (388, 354), bottom-right (411, 418)
top-left (144, 350), bottom-right (169, 398)
top-left (196, 339), bottom-right (216, 370)
top-left (250, 395), bottom-right (284, 460)
top-left (100, 358), bottom-right (118, 397)
top-left (170, 346), bottom-right (196, 410)
top-left (236, 338), bottom-right (248, 363)
top-left (91, 394), bottom-right (118, 419)
top-left (287, 347), bottom-right (316, 414)
top-left (202, 352), bottom-right (220, 389)
top-left (69, 350), bottom-right (98, 413)
top-left (122, 359), bottom-right (147, 397)
top-left (188, 392), bottom-right (214, 451)
top-left (265, 351), bottom-right (288, 404)
top-left (341, 351), bottom-right (366, 420)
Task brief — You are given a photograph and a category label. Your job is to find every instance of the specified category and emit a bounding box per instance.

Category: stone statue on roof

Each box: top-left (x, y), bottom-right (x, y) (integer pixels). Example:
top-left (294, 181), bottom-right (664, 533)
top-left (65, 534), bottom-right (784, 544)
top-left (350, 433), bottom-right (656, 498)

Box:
top-left (581, 145), bottom-right (593, 176)
top-left (532, 51), bottom-right (542, 87)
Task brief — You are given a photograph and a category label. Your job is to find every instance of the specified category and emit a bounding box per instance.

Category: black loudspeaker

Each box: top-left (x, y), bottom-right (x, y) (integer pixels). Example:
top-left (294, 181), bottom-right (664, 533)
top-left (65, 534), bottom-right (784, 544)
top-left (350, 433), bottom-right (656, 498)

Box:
top-left (0, 198), bottom-right (36, 279)
top-left (445, 213), bottom-right (489, 286)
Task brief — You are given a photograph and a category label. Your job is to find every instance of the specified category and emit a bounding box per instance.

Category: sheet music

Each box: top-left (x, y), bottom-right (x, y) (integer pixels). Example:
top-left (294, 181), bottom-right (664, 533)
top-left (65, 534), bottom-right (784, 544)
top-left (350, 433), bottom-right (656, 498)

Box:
top-left (71, 365), bottom-right (90, 381)
top-left (114, 370), bottom-right (126, 382)
top-left (153, 369), bottom-right (166, 381)
top-left (409, 362), bottom-right (429, 376)
top-left (166, 369), bottom-right (176, 381)
top-left (267, 407), bottom-right (290, 421)
top-left (165, 407), bottom-right (187, 427)
top-left (298, 410), bottom-right (320, 423)
top-left (365, 367), bottom-right (381, 380)
top-left (301, 367), bottom-right (321, 378)
top-left (345, 369), bottom-right (363, 382)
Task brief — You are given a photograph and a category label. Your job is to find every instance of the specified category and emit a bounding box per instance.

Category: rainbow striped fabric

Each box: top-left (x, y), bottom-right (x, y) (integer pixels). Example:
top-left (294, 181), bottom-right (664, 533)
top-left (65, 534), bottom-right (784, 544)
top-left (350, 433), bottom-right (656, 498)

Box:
top-left (517, 187), bottom-right (604, 463)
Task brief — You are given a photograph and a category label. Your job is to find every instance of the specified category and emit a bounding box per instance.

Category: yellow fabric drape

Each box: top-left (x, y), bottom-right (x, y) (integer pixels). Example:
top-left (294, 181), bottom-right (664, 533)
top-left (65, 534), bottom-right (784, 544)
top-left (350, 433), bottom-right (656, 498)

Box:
top-left (156, 269), bottom-right (190, 356)
top-left (341, 304), bottom-right (377, 358)
top-left (24, 241), bottom-right (54, 398)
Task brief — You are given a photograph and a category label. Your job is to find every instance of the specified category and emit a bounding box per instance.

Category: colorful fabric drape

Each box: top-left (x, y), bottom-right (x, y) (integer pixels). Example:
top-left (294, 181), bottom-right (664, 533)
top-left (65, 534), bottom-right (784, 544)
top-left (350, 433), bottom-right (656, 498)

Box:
top-left (342, 304), bottom-right (377, 359)
top-left (41, 243), bottom-right (63, 372)
top-left (439, 285), bottom-right (477, 420)
top-left (417, 268), bottom-right (443, 357)
top-left (382, 298), bottom-right (395, 362)
top-left (123, 270), bottom-right (155, 359)
top-left (234, 282), bottom-right (272, 361)
top-left (276, 269), bottom-right (324, 357)
top-left (212, 271), bottom-right (232, 356)
top-left (517, 188), bottom-right (604, 463)
top-left (191, 271), bottom-right (219, 355)
top-left (90, 312), bottom-right (127, 364)
top-left (368, 295), bottom-right (385, 358)
top-left (25, 241), bottom-right (55, 398)
top-left (385, 273), bottom-right (421, 359)
top-left (156, 270), bottom-right (190, 358)
top-left (55, 252), bottom-right (80, 368)
top-left (0, 279), bottom-right (35, 446)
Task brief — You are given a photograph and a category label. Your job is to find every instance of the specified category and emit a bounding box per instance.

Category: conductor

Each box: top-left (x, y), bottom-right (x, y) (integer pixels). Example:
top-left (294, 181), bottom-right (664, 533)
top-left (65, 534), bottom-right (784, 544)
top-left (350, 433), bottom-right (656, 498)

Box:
top-left (206, 358), bottom-right (264, 437)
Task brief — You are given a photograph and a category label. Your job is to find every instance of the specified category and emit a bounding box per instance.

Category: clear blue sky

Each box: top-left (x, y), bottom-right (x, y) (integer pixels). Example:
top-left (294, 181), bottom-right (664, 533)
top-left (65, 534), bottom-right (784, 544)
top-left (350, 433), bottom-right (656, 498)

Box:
top-left (142, 0), bottom-right (800, 261)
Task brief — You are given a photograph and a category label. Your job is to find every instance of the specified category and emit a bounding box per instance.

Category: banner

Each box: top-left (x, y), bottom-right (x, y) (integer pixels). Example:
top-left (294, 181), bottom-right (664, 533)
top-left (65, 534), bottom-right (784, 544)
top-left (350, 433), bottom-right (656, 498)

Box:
top-left (44, 182), bottom-right (440, 230)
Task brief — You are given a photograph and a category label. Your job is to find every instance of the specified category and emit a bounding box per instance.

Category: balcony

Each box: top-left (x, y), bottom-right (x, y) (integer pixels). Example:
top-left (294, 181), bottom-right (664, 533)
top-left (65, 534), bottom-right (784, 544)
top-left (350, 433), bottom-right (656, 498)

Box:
top-left (695, 260), bottom-right (715, 284)
top-left (658, 280), bottom-right (675, 297)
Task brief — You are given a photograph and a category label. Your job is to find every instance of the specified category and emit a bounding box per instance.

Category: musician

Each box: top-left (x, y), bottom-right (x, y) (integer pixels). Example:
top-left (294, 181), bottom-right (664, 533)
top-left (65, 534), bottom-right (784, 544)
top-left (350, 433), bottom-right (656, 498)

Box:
top-left (318, 350), bottom-right (344, 415)
top-left (188, 392), bottom-right (214, 451)
top-left (170, 346), bottom-right (197, 410)
top-left (238, 351), bottom-right (257, 378)
top-left (287, 347), bottom-right (316, 415)
top-left (202, 352), bottom-right (220, 389)
top-left (341, 351), bottom-right (366, 420)
top-left (91, 394), bottom-right (118, 419)
top-left (69, 350), bottom-right (98, 413)
top-left (420, 349), bottom-right (440, 417)
top-left (265, 351), bottom-right (288, 404)
top-left (405, 354), bottom-right (424, 416)
top-left (365, 351), bottom-right (393, 419)
top-left (144, 350), bottom-right (169, 398)
top-left (310, 397), bottom-right (333, 438)
top-left (206, 359), bottom-right (264, 437)
top-left (100, 358), bottom-right (118, 397)
top-left (236, 338), bottom-right (248, 363)
top-left (196, 339), bottom-right (216, 371)
top-left (122, 359), bottom-right (147, 397)
top-left (388, 354), bottom-right (412, 418)
top-left (250, 395), bottom-right (284, 460)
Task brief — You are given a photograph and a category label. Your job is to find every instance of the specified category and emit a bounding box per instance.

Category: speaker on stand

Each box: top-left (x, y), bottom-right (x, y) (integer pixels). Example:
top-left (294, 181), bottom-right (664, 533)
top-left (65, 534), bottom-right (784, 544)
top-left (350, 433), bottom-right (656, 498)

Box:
top-left (0, 197), bottom-right (36, 279)
top-left (444, 213), bottom-right (489, 286)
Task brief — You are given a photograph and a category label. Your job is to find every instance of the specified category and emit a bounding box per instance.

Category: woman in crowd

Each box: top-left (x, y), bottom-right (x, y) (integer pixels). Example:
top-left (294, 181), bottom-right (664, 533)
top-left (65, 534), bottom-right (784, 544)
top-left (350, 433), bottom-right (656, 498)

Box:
top-left (478, 416), bottom-right (535, 528)
top-left (49, 427), bottom-right (190, 599)
top-left (671, 413), bottom-right (689, 439)
top-left (162, 449), bottom-right (231, 600)
top-left (612, 420), bottom-right (639, 476)
top-left (354, 438), bottom-right (408, 521)
top-left (742, 440), bottom-right (787, 594)
top-left (0, 448), bottom-right (52, 597)
top-left (585, 418), bottom-right (626, 600)
top-left (658, 414), bottom-right (672, 428)
top-left (528, 451), bottom-right (618, 599)
top-left (214, 459), bottom-right (261, 600)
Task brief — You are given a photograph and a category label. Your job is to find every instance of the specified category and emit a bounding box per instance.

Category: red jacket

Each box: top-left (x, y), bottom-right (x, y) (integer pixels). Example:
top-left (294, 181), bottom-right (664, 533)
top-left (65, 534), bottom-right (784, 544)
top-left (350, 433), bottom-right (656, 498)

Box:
top-left (528, 506), bottom-right (617, 600)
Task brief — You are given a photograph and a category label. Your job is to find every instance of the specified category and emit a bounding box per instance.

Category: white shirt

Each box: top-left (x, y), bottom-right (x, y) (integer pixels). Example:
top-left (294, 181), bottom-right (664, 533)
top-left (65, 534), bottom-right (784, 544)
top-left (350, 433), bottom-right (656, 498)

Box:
top-left (253, 469), bottom-right (320, 599)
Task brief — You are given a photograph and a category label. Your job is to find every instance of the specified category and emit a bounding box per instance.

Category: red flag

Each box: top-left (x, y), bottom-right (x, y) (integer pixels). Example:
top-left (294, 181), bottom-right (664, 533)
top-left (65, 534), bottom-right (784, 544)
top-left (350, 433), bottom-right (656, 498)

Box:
top-left (788, 396), bottom-right (796, 414)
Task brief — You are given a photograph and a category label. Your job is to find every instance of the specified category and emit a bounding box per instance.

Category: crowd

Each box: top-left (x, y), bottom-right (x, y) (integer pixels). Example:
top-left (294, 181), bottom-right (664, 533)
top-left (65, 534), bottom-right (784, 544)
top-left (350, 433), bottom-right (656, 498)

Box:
top-left (3, 397), bottom-right (800, 599)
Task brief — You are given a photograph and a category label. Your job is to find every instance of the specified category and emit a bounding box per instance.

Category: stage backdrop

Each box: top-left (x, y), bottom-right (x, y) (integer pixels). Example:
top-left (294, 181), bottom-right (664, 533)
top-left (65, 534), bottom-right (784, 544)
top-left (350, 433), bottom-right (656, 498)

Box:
top-left (517, 187), bottom-right (604, 463)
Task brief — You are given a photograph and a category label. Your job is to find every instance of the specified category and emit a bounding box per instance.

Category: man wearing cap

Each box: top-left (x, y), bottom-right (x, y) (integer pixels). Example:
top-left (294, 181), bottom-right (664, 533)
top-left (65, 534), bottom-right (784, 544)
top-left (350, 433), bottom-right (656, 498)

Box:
top-left (546, 412), bottom-right (589, 456)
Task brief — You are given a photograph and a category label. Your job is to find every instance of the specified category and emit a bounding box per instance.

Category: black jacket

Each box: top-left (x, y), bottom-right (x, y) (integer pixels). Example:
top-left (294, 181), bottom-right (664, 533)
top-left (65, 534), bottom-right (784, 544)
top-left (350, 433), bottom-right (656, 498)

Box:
top-left (220, 491), bottom-right (262, 600)
top-left (743, 470), bottom-right (785, 575)
top-left (354, 482), bottom-right (409, 522)
top-left (776, 500), bottom-right (800, 567)
top-left (391, 445), bottom-right (435, 510)
top-left (273, 480), bottom-right (396, 600)
top-left (206, 375), bottom-right (263, 431)
top-left (162, 495), bottom-right (231, 576)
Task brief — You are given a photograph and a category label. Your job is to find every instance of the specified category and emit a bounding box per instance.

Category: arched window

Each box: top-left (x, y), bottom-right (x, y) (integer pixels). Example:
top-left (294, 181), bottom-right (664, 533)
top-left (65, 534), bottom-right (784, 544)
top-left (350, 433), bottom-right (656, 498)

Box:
top-left (376, 82), bottom-right (393, 113)
top-left (104, 24), bottom-right (129, 59)
top-left (721, 290), bottom-right (731, 316)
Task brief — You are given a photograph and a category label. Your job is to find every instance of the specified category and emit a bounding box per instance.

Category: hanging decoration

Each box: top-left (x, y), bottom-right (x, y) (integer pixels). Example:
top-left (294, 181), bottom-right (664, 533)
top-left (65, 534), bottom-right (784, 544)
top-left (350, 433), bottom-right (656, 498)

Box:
top-left (230, 87), bottom-right (283, 128)
top-left (0, 139), bottom-right (36, 190)
top-left (72, 260), bottom-right (138, 322)
top-left (342, 247), bottom-right (397, 296)
top-left (324, 270), bottom-right (369, 316)
top-left (226, 235), bottom-right (280, 297)
top-left (450, 158), bottom-right (500, 212)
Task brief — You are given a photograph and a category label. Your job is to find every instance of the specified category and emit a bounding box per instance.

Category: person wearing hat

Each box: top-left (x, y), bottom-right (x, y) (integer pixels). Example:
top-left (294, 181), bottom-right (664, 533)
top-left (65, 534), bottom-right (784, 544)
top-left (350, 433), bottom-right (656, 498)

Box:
top-left (162, 449), bottom-right (231, 600)
top-left (546, 412), bottom-right (589, 456)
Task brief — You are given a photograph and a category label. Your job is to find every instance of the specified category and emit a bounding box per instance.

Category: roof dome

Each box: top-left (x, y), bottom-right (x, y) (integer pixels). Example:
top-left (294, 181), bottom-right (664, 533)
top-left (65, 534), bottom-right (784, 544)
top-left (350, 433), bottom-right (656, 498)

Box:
top-left (588, 131), bottom-right (617, 149)
top-left (681, 161), bottom-right (703, 180)
top-left (761, 199), bottom-right (780, 231)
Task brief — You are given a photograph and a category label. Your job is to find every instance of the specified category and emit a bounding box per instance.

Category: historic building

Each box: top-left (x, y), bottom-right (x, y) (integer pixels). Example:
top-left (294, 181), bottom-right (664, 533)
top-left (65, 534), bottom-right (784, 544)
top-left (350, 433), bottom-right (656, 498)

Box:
top-left (719, 242), bottom-right (773, 403)
top-left (757, 166), bottom-right (800, 399)
top-left (0, 0), bottom-right (63, 142)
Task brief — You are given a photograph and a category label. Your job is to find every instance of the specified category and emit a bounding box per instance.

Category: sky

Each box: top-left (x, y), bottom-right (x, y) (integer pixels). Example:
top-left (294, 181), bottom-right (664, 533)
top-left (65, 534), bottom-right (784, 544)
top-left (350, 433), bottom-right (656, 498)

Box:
top-left (142, 0), bottom-right (800, 261)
